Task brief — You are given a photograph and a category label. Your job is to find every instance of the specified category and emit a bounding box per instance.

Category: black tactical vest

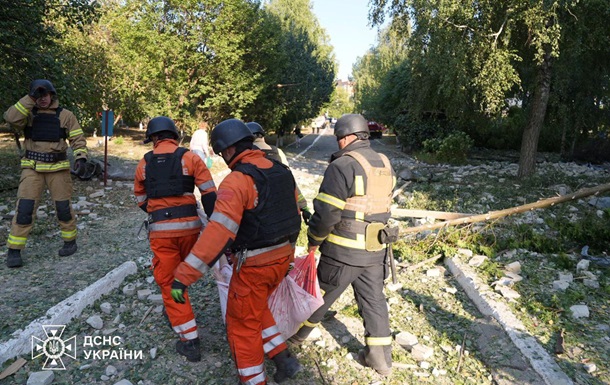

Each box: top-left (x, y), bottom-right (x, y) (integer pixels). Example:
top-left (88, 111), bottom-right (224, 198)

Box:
top-left (232, 160), bottom-right (301, 250)
top-left (144, 147), bottom-right (195, 198)
top-left (24, 108), bottom-right (66, 142)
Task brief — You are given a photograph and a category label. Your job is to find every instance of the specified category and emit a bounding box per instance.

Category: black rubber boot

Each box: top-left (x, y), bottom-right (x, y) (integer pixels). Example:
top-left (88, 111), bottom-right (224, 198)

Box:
top-left (357, 345), bottom-right (392, 376)
top-left (176, 338), bottom-right (201, 362)
top-left (272, 349), bottom-right (302, 383)
top-left (58, 240), bottom-right (77, 257)
top-left (287, 325), bottom-right (314, 345)
top-left (6, 248), bottom-right (23, 268)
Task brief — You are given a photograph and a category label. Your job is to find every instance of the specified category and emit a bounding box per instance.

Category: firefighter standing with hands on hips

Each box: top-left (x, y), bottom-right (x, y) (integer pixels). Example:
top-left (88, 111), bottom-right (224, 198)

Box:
top-left (134, 116), bottom-right (217, 362)
top-left (3, 79), bottom-right (88, 268)
top-left (171, 118), bottom-right (303, 384)
top-left (289, 114), bottom-right (397, 377)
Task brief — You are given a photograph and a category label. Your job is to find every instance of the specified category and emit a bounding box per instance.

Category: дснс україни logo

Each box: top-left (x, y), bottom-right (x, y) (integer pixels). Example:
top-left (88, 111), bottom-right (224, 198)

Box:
top-left (31, 325), bottom-right (77, 370)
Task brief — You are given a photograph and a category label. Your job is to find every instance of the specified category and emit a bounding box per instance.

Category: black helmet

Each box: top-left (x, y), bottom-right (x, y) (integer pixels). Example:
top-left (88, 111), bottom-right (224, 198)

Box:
top-left (144, 116), bottom-right (179, 144)
top-left (29, 79), bottom-right (57, 98)
top-left (211, 118), bottom-right (254, 154)
top-left (334, 114), bottom-right (369, 139)
top-left (246, 122), bottom-right (265, 136)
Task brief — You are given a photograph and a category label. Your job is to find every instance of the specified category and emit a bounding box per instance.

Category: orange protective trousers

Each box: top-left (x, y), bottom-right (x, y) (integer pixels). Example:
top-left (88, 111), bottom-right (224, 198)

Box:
top-left (151, 234), bottom-right (199, 341)
top-left (226, 255), bottom-right (290, 385)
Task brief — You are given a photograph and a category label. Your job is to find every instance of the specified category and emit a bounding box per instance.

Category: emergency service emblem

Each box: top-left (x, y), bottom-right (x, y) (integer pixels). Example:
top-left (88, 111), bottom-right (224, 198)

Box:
top-left (31, 325), bottom-right (77, 370)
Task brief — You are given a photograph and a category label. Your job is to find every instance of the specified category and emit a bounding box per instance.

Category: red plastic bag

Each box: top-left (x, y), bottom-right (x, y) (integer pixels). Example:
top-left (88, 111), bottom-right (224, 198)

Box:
top-left (268, 252), bottom-right (323, 338)
top-left (289, 251), bottom-right (322, 299)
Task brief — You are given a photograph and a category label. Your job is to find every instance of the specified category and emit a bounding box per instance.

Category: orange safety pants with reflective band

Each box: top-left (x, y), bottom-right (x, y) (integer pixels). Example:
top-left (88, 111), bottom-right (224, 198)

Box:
top-left (151, 234), bottom-right (199, 341)
top-left (227, 255), bottom-right (291, 385)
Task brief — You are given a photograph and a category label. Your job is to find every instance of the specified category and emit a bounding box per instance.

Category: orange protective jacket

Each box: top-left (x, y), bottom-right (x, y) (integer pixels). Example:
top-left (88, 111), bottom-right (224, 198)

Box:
top-left (174, 149), bottom-right (298, 285)
top-left (134, 139), bottom-right (216, 239)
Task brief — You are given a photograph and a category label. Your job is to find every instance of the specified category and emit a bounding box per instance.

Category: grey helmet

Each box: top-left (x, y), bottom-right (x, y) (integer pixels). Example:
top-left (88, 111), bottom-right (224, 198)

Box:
top-left (29, 79), bottom-right (57, 98)
top-left (211, 118), bottom-right (254, 154)
top-left (334, 114), bottom-right (369, 139)
top-left (246, 122), bottom-right (265, 136)
top-left (144, 116), bottom-right (179, 144)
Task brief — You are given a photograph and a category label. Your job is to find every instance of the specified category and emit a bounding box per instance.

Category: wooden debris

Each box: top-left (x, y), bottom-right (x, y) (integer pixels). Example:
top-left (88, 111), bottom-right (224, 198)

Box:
top-left (392, 181), bottom-right (411, 199)
top-left (554, 328), bottom-right (565, 354)
top-left (138, 305), bottom-right (154, 326)
top-left (456, 333), bottom-right (467, 372)
top-left (0, 357), bottom-right (27, 380)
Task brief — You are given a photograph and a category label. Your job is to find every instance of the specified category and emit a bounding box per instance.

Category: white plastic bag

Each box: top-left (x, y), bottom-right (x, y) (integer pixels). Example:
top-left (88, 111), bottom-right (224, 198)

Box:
top-left (268, 275), bottom-right (324, 339)
top-left (213, 255), bottom-right (232, 324)
top-left (214, 255), bottom-right (323, 337)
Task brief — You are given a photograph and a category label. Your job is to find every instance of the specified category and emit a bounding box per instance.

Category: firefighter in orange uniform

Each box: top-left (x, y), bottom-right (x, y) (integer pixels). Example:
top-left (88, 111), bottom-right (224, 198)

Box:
top-left (172, 118), bottom-right (302, 384)
top-left (134, 116), bottom-right (216, 362)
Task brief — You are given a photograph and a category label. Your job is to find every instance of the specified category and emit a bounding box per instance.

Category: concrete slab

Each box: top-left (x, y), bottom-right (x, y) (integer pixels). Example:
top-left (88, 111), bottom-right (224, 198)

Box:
top-left (0, 261), bottom-right (137, 366)
top-left (445, 257), bottom-right (574, 385)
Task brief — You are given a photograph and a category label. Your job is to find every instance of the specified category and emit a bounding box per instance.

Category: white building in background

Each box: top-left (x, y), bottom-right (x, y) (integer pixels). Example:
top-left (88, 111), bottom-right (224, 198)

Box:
top-left (335, 79), bottom-right (354, 99)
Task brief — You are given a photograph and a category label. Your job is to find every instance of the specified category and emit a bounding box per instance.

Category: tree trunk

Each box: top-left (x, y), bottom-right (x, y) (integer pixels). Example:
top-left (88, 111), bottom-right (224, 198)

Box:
top-left (517, 47), bottom-right (553, 178)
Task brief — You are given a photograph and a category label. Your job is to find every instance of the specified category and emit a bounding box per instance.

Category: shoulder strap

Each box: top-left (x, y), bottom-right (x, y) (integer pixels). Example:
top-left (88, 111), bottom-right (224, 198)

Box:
top-left (144, 150), bottom-right (153, 164)
top-left (344, 150), bottom-right (372, 175)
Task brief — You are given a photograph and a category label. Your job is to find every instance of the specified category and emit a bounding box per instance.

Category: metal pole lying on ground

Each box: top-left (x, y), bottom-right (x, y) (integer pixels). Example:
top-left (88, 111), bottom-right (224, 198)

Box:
top-left (398, 182), bottom-right (610, 235)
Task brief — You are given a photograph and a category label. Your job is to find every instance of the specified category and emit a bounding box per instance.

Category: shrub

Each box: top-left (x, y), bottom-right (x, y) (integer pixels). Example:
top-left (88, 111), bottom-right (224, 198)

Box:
top-left (394, 114), bottom-right (452, 151)
top-left (423, 131), bottom-right (474, 163)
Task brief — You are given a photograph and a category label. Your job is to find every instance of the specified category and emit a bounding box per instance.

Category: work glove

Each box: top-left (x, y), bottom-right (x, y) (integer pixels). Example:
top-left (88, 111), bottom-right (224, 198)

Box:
top-left (301, 208), bottom-right (312, 225)
top-left (171, 279), bottom-right (188, 304)
top-left (73, 158), bottom-right (87, 177)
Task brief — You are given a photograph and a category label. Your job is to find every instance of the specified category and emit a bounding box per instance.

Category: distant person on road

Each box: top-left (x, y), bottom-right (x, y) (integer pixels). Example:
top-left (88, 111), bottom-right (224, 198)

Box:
top-left (277, 126), bottom-right (285, 147)
top-left (289, 114), bottom-right (396, 377)
top-left (189, 121), bottom-right (211, 162)
top-left (246, 121), bottom-right (289, 165)
top-left (171, 118), bottom-right (303, 384)
top-left (293, 125), bottom-right (303, 148)
top-left (134, 116), bottom-right (217, 362)
top-left (3, 79), bottom-right (88, 268)
top-left (189, 121), bottom-right (213, 208)
top-left (322, 112), bottom-right (330, 133)
top-left (247, 121), bottom-right (312, 224)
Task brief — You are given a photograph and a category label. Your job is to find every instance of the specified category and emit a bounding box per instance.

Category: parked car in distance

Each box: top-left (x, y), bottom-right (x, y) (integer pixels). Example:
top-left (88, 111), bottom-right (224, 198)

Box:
top-left (367, 121), bottom-right (384, 139)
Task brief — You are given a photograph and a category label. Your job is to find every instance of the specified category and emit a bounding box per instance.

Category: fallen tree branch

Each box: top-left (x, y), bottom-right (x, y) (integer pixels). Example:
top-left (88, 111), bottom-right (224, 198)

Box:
top-left (313, 355), bottom-right (327, 385)
top-left (392, 208), bottom-right (471, 220)
top-left (399, 183), bottom-right (610, 236)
